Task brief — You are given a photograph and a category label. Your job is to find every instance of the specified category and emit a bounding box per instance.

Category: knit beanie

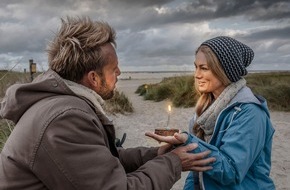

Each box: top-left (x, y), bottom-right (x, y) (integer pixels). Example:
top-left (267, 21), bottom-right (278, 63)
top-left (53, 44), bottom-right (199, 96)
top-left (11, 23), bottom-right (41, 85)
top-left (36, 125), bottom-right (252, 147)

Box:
top-left (201, 36), bottom-right (254, 82)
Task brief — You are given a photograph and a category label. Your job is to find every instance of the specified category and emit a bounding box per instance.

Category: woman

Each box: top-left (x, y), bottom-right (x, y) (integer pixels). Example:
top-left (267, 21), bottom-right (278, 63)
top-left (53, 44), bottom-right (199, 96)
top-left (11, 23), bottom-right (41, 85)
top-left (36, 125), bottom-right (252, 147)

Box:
top-left (146, 36), bottom-right (275, 189)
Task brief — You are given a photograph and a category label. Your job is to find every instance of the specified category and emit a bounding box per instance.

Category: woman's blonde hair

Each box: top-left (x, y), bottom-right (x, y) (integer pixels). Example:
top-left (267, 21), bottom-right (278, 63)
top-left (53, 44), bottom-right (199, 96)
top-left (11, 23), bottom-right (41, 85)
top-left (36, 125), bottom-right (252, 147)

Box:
top-left (47, 16), bottom-right (116, 82)
top-left (193, 45), bottom-right (231, 140)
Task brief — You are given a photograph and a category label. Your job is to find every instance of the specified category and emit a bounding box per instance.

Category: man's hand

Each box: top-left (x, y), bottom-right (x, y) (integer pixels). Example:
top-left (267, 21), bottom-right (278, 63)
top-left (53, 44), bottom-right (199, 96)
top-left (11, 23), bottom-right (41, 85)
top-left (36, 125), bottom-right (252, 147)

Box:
top-left (146, 131), bottom-right (216, 172)
top-left (157, 143), bottom-right (173, 155)
top-left (172, 143), bottom-right (216, 172)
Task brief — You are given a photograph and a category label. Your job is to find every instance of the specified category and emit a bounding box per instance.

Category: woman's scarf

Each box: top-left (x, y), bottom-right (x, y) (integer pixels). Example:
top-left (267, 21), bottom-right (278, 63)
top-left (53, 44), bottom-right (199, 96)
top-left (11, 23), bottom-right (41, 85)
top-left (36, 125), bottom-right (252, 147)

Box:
top-left (196, 78), bottom-right (246, 142)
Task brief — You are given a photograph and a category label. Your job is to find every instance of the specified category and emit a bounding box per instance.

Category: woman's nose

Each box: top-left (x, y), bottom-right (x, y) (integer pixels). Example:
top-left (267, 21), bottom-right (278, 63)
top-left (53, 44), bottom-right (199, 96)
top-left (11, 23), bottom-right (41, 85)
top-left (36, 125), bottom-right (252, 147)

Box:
top-left (194, 69), bottom-right (201, 79)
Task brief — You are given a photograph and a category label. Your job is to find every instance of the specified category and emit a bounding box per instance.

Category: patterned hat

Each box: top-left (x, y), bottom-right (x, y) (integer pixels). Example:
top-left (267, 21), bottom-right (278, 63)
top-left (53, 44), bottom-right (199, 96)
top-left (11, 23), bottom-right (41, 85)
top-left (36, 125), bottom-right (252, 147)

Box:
top-left (201, 36), bottom-right (254, 82)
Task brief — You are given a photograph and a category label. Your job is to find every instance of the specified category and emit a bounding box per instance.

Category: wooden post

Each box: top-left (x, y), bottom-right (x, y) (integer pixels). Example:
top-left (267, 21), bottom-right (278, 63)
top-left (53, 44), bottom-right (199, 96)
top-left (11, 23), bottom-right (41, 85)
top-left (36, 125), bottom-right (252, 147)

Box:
top-left (29, 59), bottom-right (37, 81)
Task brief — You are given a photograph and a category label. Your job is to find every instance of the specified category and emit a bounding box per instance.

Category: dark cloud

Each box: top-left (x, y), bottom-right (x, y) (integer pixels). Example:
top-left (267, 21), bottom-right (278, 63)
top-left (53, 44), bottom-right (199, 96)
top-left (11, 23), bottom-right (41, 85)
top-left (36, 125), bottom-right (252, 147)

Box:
top-left (102, 0), bottom-right (290, 34)
top-left (0, 0), bottom-right (289, 71)
top-left (131, 0), bottom-right (290, 27)
top-left (245, 25), bottom-right (290, 40)
top-left (182, 0), bottom-right (290, 21)
top-left (241, 0), bottom-right (290, 21)
top-left (107, 0), bottom-right (175, 8)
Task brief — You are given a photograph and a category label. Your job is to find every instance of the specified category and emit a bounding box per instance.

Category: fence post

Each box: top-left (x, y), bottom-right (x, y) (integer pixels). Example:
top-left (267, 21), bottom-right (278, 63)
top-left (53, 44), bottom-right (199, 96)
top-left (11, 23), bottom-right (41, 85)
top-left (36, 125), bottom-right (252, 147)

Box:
top-left (29, 59), bottom-right (36, 81)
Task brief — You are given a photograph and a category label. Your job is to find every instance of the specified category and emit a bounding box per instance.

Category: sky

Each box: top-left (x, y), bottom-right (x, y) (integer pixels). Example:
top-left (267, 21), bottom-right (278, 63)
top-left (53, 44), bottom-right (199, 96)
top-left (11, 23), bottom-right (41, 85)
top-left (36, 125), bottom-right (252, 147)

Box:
top-left (0, 0), bottom-right (290, 72)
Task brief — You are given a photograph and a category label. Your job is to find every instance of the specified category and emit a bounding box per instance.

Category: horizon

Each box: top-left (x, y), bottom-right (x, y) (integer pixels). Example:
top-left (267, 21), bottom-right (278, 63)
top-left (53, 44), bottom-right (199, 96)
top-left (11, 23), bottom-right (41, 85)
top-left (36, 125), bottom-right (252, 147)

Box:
top-left (1, 68), bottom-right (290, 74)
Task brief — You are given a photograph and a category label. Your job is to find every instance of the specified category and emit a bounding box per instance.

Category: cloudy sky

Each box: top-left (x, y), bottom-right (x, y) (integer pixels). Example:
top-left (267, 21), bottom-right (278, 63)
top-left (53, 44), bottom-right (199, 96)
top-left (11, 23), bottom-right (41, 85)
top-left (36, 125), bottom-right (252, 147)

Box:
top-left (0, 0), bottom-right (290, 72)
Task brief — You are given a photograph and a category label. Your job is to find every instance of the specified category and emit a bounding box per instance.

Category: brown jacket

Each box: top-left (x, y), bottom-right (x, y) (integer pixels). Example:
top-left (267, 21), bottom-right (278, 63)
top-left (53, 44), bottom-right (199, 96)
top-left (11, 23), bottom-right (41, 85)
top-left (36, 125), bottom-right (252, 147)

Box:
top-left (0, 69), bottom-right (181, 190)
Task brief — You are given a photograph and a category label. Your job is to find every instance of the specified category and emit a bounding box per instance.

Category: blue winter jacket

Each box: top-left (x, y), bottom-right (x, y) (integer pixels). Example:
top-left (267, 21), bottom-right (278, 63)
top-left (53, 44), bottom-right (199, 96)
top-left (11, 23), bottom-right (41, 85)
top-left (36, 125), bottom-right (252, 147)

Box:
top-left (184, 86), bottom-right (275, 190)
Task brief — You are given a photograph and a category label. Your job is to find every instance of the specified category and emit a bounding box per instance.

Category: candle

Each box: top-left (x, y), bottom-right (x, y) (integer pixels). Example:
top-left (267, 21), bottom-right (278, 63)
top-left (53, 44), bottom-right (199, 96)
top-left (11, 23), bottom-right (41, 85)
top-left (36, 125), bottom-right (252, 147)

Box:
top-left (155, 104), bottom-right (178, 136)
top-left (145, 84), bottom-right (148, 94)
top-left (168, 105), bottom-right (171, 112)
top-left (166, 105), bottom-right (171, 128)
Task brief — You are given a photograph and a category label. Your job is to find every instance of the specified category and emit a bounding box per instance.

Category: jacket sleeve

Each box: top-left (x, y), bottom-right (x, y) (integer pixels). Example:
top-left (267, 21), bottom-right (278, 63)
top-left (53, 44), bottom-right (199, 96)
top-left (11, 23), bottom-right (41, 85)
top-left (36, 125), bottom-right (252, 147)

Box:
top-left (33, 108), bottom-right (182, 190)
top-left (185, 104), bottom-right (272, 185)
top-left (117, 146), bottom-right (159, 173)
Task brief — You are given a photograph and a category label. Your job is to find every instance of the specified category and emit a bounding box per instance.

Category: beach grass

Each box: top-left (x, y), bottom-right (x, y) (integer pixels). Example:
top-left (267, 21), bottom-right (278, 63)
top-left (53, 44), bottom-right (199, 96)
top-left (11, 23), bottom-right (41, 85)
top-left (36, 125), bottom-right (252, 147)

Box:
top-left (0, 71), bottom-right (31, 97)
top-left (0, 120), bottom-right (14, 151)
top-left (135, 76), bottom-right (197, 107)
top-left (246, 72), bottom-right (290, 111)
top-left (136, 72), bottom-right (290, 111)
top-left (104, 90), bottom-right (134, 114)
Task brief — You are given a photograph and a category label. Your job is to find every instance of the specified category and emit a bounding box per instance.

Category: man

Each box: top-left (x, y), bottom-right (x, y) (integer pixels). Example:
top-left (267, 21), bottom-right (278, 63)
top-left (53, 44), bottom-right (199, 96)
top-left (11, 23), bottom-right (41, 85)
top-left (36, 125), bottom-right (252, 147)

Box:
top-left (0, 16), bottom-right (214, 190)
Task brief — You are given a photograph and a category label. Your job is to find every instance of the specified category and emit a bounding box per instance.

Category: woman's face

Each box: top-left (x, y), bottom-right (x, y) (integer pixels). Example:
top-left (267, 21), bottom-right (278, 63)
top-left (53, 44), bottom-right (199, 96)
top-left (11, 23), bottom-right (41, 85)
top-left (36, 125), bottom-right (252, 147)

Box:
top-left (194, 50), bottom-right (226, 99)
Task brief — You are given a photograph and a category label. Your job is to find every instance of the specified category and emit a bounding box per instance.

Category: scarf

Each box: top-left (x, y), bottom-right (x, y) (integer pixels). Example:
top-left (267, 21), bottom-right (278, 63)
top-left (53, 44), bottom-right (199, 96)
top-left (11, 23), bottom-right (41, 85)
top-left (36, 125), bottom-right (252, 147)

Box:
top-left (64, 79), bottom-right (111, 123)
top-left (196, 78), bottom-right (246, 143)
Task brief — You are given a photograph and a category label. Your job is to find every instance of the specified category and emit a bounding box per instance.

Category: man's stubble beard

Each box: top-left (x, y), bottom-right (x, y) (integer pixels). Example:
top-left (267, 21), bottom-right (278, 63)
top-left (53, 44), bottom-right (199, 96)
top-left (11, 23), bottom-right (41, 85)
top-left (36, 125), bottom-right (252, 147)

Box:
top-left (99, 79), bottom-right (115, 100)
top-left (100, 89), bottom-right (114, 100)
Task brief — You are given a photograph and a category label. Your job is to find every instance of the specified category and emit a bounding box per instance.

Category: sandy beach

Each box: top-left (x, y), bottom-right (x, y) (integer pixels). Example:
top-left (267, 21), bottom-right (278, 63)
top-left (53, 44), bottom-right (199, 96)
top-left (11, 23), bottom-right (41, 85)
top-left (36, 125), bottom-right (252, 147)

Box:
top-left (111, 73), bottom-right (290, 190)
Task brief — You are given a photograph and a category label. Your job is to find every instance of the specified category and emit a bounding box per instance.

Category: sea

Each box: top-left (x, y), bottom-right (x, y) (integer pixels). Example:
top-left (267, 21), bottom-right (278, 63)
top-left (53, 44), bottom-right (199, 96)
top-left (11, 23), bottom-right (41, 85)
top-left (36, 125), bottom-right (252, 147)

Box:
top-left (118, 70), bottom-right (290, 80)
top-left (118, 71), bottom-right (193, 80)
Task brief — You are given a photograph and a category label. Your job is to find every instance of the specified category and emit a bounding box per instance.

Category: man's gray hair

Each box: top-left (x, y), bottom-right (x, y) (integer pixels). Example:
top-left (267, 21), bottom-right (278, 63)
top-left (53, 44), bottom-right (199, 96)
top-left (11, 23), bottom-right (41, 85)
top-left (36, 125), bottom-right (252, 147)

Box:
top-left (47, 16), bottom-right (116, 82)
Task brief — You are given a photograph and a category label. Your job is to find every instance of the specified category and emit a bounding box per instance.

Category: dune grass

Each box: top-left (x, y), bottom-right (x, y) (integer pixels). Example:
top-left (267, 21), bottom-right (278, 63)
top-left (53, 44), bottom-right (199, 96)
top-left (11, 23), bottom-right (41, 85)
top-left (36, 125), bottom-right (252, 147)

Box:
top-left (0, 120), bottom-right (14, 151)
top-left (104, 90), bottom-right (134, 114)
top-left (136, 72), bottom-right (290, 112)
top-left (246, 72), bottom-right (290, 111)
top-left (135, 76), bottom-right (196, 107)
top-left (0, 71), bottom-right (31, 97)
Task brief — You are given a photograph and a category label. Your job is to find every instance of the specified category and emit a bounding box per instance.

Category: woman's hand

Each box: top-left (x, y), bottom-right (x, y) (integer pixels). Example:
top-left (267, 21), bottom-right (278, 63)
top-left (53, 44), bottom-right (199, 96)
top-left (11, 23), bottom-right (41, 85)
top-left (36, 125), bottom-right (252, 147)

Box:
top-left (145, 132), bottom-right (188, 145)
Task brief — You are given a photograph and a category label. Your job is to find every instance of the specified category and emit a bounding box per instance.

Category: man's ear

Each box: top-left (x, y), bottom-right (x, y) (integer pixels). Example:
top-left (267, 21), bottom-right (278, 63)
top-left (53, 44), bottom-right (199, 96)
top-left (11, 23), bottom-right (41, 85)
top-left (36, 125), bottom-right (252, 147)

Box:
top-left (87, 71), bottom-right (101, 88)
top-left (80, 71), bottom-right (101, 89)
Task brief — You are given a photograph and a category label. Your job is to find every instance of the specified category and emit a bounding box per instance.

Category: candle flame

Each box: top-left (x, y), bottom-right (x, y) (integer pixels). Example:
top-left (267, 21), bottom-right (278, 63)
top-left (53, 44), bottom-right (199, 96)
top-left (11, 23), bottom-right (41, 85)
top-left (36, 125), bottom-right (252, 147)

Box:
top-left (168, 105), bottom-right (171, 112)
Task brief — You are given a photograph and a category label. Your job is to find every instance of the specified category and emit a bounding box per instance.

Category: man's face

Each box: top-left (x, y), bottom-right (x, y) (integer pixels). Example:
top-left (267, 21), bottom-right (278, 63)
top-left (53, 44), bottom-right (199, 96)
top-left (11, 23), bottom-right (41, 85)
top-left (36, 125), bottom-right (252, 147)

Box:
top-left (97, 43), bottom-right (121, 100)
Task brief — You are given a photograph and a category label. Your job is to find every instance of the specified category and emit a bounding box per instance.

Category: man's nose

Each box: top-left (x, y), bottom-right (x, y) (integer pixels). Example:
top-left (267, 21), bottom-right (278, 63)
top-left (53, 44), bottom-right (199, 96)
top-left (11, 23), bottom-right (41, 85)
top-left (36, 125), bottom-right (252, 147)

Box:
top-left (116, 67), bottom-right (121, 76)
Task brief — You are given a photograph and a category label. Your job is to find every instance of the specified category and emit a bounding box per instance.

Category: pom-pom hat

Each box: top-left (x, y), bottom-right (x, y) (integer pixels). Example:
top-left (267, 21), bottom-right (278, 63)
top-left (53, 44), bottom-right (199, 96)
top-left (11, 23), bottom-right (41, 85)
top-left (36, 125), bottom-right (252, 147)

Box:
top-left (201, 36), bottom-right (254, 82)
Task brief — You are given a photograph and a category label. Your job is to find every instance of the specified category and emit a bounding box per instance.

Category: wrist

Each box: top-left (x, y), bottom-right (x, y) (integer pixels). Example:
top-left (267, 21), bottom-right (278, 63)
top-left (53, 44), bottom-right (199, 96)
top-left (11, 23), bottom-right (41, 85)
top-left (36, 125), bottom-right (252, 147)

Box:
top-left (158, 143), bottom-right (173, 155)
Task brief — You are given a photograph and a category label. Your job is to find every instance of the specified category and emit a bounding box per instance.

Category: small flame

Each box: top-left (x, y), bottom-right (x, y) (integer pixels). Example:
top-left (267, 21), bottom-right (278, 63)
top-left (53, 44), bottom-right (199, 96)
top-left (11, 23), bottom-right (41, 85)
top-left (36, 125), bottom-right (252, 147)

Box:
top-left (168, 105), bottom-right (171, 112)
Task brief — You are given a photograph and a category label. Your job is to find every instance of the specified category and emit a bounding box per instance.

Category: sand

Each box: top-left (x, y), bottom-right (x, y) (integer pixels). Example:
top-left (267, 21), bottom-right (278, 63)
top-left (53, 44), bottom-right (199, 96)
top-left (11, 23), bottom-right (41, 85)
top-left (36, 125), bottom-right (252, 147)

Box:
top-left (110, 76), bottom-right (290, 190)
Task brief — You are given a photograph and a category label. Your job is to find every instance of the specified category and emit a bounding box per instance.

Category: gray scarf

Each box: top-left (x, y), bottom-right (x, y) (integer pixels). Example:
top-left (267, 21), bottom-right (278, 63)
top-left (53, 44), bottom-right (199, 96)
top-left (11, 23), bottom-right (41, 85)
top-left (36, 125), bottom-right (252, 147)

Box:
top-left (63, 79), bottom-right (112, 124)
top-left (196, 78), bottom-right (246, 142)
